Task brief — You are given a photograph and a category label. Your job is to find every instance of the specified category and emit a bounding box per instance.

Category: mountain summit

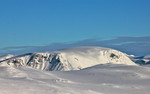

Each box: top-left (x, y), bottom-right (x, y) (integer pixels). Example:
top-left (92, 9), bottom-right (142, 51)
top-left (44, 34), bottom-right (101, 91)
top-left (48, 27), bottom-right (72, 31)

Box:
top-left (0, 47), bottom-right (136, 71)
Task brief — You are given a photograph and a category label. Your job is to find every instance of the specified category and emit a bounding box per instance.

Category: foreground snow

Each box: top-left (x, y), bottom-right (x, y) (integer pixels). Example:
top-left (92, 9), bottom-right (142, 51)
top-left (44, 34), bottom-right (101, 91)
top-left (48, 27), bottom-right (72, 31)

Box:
top-left (0, 64), bottom-right (150, 94)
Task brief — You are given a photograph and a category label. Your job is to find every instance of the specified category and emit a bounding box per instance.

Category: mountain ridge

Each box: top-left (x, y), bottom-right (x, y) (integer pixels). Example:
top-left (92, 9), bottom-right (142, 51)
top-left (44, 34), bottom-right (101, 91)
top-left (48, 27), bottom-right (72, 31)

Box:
top-left (0, 47), bottom-right (137, 71)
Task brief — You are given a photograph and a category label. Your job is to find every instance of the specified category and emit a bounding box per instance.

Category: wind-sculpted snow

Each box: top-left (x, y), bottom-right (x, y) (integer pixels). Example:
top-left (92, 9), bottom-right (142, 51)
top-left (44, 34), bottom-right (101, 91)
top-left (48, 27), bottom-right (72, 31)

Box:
top-left (0, 47), bottom-right (136, 71)
top-left (0, 64), bottom-right (150, 94)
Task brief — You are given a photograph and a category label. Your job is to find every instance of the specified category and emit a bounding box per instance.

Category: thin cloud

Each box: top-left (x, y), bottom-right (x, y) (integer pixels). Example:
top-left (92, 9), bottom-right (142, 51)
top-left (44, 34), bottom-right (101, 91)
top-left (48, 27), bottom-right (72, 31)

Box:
top-left (0, 36), bottom-right (150, 56)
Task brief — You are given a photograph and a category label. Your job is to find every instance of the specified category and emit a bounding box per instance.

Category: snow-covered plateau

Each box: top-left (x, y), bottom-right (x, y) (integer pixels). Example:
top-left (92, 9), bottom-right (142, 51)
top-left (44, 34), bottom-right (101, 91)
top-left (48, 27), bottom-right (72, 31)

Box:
top-left (0, 47), bottom-right (150, 94)
top-left (0, 47), bottom-right (136, 71)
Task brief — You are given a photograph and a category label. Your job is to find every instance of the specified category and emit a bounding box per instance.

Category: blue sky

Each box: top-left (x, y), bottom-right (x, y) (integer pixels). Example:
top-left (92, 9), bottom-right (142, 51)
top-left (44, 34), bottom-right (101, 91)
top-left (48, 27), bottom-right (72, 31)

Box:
top-left (0, 0), bottom-right (150, 55)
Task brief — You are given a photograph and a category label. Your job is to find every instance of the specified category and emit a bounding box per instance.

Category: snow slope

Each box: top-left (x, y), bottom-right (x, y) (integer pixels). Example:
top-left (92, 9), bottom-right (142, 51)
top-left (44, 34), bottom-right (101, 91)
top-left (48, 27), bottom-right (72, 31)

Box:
top-left (131, 55), bottom-right (150, 65)
top-left (0, 47), bottom-right (149, 94)
top-left (0, 64), bottom-right (150, 94)
top-left (0, 54), bottom-right (15, 61)
top-left (0, 47), bottom-right (136, 71)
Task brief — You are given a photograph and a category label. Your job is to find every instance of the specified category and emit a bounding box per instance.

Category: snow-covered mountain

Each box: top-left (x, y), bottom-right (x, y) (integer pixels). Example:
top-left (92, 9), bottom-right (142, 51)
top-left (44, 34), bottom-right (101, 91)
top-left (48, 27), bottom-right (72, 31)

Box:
top-left (0, 47), bottom-right (136, 71)
top-left (131, 55), bottom-right (150, 65)
top-left (0, 54), bottom-right (15, 61)
top-left (1, 47), bottom-right (150, 94)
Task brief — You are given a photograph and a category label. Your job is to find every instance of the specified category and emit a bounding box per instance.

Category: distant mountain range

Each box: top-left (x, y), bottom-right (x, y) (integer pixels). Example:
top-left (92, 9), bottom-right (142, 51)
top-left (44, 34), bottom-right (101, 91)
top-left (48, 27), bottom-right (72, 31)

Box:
top-left (131, 55), bottom-right (150, 65)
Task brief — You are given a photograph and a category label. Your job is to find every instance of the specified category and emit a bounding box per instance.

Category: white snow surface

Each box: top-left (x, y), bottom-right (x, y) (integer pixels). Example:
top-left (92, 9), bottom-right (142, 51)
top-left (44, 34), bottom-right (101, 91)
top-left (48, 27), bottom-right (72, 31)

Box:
top-left (0, 47), bottom-right (149, 94)
top-left (0, 54), bottom-right (15, 61)
top-left (0, 47), bottom-right (136, 71)
top-left (0, 64), bottom-right (150, 94)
